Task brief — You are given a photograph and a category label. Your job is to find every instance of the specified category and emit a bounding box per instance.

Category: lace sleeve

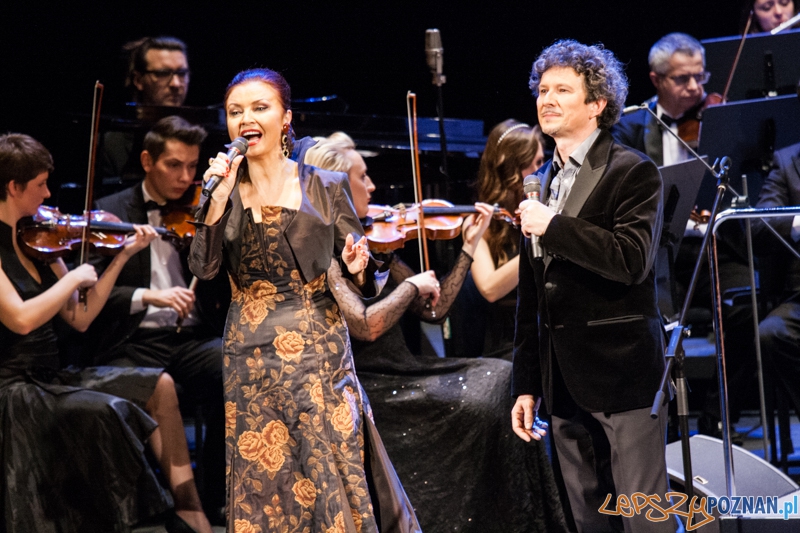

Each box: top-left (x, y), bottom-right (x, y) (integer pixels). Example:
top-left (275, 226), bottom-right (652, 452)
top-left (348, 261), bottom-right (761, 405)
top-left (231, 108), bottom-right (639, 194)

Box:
top-left (405, 249), bottom-right (474, 323)
top-left (328, 259), bottom-right (419, 342)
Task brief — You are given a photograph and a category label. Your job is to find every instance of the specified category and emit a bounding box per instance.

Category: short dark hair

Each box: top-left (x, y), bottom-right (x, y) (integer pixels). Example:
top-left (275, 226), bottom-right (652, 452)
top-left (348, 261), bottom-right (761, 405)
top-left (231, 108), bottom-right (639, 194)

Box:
top-left (0, 134), bottom-right (54, 201)
top-left (529, 39), bottom-right (628, 130)
top-left (125, 36), bottom-right (188, 90)
top-left (142, 116), bottom-right (207, 162)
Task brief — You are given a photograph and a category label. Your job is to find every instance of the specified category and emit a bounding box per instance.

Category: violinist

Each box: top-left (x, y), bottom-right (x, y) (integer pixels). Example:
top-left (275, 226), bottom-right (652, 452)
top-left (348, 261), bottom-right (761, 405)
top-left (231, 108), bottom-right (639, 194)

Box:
top-left (0, 133), bottom-right (213, 533)
top-left (613, 33), bottom-right (756, 443)
top-left (612, 32), bottom-right (711, 166)
top-left (86, 115), bottom-right (227, 524)
top-left (454, 120), bottom-right (545, 359)
top-left (304, 132), bottom-right (568, 533)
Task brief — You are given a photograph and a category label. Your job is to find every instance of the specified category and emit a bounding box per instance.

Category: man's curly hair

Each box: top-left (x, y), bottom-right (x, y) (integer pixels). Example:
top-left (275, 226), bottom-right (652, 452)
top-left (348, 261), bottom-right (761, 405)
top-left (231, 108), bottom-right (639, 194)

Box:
top-left (529, 39), bottom-right (628, 130)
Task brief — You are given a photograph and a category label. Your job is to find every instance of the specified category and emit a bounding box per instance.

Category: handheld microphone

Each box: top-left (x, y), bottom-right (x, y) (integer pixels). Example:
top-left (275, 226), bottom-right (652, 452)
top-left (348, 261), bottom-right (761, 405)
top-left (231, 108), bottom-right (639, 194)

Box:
top-left (523, 174), bottom-right (544, 260)
top-left (201, 137), bottom-right (249, 198)
top-left (425, 29), bottom-right (445, 86)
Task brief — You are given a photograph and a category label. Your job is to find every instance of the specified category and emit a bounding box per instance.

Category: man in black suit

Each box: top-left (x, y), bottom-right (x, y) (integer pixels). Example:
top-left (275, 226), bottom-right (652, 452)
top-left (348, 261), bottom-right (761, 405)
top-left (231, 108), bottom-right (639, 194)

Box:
top-left (89, 115), bottom-right (226, 522)
top-left (754, 142), bottom-right (800, 420)
top-left (614, 33), bottom-right (754, 441)
top-left (611, 32), bottom-right (708, 167)
top-left (511, 40), bottom-right (677, 532)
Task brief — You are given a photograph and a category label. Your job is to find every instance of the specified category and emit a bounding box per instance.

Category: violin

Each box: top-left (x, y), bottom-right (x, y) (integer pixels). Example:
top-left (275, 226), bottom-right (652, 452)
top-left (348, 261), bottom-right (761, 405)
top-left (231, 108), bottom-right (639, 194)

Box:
top-left (17, 205), bottom-right (185, 262)
top-left (158, 182), bottom-right (203, 243)
top-left (677, 92), bottom-right (724, 148)
top-left (363, 199), bottom-right (517, 254)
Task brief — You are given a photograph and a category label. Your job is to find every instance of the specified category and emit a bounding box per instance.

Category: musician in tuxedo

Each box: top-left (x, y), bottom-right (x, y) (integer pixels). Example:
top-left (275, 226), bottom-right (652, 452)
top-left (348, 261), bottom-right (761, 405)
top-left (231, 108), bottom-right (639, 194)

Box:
top-left (87, 115), bottom-right (227, 523)
top-left (102, 36), bottom-right (191, 183)
top-left (614, 32), bottom-right (755, 441)
top-left (754, 141), bottom-right (800, 426)
top-left (511, 40), bottom-right (678, 532)
top-left (611, 32), bottom-right (709, 166)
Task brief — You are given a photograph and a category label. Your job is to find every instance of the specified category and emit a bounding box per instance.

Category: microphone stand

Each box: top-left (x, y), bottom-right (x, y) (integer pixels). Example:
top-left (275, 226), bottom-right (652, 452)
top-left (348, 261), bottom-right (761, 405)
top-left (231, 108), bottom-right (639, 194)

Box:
top-left (429, 52), bottom-right (449, 190)
top-left (637, 103), bottom-right (734, 503)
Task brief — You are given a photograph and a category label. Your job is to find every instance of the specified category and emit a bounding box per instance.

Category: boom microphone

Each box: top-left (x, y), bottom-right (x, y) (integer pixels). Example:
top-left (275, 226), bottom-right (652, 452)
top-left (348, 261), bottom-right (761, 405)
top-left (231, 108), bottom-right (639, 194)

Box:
top-left (201, 137), bottom-right (249, 197)
top-left (523, 175), bottom-right (544, 260)
top-left (425, 29), bottom-right (445, 86)
top-left (622, 104), bottom-right (646, 115)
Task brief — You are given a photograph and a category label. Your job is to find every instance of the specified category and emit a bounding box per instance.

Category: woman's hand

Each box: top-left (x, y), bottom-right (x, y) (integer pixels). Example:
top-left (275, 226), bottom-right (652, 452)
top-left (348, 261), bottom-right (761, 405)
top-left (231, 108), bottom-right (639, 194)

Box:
top-left (120, 224), bottom-right (158, 259)
top-left (405, 270), bottom-right (441, 307)
top-left (204, 151), bottom-right (245, 203)
top-left (67, 263), bottom-right (99, 290)
top-left (461, 202), bottom-right (495, 257)
top-left (343, 233), bottom-right (369, 275)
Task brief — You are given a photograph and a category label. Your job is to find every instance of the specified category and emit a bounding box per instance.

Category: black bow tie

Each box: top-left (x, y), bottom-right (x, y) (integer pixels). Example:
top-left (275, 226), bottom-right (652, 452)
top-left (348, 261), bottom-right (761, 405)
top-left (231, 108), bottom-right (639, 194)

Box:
top-left (143, 200), bottom-right (164, 212)
top-left (660, 113), bottom-right (679, 127)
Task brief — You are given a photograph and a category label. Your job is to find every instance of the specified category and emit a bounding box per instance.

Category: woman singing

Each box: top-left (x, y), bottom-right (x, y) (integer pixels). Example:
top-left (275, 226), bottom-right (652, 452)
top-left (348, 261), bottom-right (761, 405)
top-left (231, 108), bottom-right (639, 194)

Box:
top-left (189, 68), bottom-right (419, 533)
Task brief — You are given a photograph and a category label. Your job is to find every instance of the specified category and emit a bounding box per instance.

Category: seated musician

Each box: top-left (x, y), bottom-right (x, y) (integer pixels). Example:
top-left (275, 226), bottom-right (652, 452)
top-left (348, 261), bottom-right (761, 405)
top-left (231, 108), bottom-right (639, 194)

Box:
top-left (452, 119), bottom-right (544, 359)
top-left (612, 33), bottom-right (755, 441)
top-left (753, 138), bottom-right (800, 432)
top-left (743, 0), bottom-right (798, 33)
top-left (102, 36), bottom-right (192, 183)
top-left (87, 115), bottom-right (227, 524)
top-left (0, 133), bottom-right (212, 533)
top-left (302, 132), bottom-right (568, 533)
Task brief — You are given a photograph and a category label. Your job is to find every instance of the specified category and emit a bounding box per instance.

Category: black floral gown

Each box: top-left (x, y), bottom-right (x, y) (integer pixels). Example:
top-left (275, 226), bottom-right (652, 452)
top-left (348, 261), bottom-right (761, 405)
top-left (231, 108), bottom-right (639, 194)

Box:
top-left (214, 201), bottom-right (417, 533)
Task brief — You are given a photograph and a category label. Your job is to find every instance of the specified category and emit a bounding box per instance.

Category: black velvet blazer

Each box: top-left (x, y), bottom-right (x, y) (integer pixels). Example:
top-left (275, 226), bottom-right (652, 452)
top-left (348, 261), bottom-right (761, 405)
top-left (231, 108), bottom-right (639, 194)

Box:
top-left (512, 129), bottom-right (667, 415)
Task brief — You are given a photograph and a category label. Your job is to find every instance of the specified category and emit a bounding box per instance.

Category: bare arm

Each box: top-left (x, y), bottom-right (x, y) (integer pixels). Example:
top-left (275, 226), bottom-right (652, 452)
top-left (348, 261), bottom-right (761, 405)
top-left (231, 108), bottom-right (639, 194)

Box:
top-left (470, 237), bottom-right (519, 303)
top-left (0, 226), bottom-right (155, 334)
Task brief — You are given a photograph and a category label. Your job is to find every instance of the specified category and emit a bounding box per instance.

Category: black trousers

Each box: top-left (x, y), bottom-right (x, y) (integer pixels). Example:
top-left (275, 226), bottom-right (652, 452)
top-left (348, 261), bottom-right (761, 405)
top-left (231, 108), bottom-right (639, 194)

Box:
top-left (100, 325), bottom-right (225, 513)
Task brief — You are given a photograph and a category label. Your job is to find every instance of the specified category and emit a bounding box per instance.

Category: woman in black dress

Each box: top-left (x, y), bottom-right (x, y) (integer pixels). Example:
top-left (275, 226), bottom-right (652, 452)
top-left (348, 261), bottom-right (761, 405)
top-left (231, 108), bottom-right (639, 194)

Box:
top-left (306, 132), bottom-right (567, 533)
top-left (0, 133), bottom-right (213, 533)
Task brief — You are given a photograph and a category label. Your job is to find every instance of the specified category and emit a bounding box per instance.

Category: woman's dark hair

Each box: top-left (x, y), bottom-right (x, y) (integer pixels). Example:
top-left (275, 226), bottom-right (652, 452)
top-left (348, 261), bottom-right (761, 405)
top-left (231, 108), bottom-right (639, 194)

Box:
top-left (0, 134), bottom-right (54, 201)
top-left (476, 120), bottom-right (543, 266)
top-left (224, 68), bottom-right (295, 155)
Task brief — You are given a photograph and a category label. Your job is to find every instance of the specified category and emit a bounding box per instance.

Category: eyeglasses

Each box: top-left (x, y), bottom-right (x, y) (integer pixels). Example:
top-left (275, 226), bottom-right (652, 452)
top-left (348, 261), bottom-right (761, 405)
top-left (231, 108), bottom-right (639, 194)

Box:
top-left (143, 68), bottom-right (191, 82)
top-left (666, 71), bottom-right (710, 86)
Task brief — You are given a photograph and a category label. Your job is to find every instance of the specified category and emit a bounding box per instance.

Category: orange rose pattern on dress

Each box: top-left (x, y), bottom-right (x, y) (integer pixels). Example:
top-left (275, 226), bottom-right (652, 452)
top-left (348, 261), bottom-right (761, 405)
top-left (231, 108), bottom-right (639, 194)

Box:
top-left (292, 478), bottom-right (317, 508)
top-left (273, 330), bottom-right (304, 363)
top-left (224, 206), bottom-right (377, 532)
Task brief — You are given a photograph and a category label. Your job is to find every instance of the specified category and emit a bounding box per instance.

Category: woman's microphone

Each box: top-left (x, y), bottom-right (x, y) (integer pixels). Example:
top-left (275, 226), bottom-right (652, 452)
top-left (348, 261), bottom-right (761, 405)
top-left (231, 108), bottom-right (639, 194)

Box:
top-left (201, 137), bottom-right (249, 197)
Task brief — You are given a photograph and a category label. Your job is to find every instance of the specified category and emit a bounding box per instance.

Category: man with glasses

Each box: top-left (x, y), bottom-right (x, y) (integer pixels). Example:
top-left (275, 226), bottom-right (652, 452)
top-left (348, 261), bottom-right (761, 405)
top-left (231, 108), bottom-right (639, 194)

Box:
top-left (612, 32), bottom-right (709, 166)
top-left (101, 36), bottom-right (192, 183)
top-left (614, 33), bottom-right (755, 445)
top-left (126, 36), bottom-right (190, 107)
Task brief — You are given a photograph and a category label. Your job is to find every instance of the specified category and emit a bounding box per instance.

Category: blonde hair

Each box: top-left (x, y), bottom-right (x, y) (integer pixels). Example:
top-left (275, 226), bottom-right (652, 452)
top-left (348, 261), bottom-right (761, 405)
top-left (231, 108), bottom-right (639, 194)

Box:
top-left (304, 132), bottom-right (357, 172)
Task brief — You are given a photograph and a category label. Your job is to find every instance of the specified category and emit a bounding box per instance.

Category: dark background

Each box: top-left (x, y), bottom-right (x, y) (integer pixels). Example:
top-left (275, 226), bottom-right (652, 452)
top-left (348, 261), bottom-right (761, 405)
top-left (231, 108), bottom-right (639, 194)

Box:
top-left (1, 0), bottom-right (744, 193)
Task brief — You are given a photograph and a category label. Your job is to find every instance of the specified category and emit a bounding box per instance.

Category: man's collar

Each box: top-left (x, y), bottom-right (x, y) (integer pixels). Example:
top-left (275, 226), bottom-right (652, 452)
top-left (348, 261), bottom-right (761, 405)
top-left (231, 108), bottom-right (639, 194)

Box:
top-left (554, 128), bottom-right (601, 169)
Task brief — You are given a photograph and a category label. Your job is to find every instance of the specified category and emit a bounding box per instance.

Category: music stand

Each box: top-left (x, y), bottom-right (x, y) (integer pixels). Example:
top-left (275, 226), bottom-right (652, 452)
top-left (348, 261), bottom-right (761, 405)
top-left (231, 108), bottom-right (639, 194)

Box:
top-left (656, 158), bottom-right (708, 319)
top-left (696, 94), bottom-right (800, 210)
top-left (702, 28), bottom-right (800, 102)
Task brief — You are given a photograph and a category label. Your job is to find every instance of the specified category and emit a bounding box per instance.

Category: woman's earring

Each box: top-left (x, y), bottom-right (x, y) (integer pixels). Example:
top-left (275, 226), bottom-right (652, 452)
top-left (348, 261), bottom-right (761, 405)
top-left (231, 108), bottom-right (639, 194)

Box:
top-left (281, 132), bottom-right (290, 158)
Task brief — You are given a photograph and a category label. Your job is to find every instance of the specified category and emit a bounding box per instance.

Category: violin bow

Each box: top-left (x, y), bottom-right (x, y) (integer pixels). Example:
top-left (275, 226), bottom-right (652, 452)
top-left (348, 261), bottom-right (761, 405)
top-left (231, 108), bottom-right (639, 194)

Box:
top-left (79, 81), bottom-right (104, 310)
top-left (406, 92), bottom-right (430, 272)
top-left (722, 11), bottom-right (753, 103)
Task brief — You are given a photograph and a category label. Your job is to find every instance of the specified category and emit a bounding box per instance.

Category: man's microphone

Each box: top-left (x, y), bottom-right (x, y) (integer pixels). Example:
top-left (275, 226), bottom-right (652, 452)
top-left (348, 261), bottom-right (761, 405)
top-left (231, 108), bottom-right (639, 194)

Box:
top-left (201, 137), bottom-right (249, 197)
top-left (425, 29), bottom-right (445, 86)
top-left (523, 175), bottom-right (544, 260)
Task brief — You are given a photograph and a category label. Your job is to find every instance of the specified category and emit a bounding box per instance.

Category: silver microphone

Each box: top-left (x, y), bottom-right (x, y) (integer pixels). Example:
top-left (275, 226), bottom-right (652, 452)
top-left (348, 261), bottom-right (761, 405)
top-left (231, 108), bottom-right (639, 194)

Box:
top-left (201, 137), bottom-right (249, 197)
top-left (523, 175), bottom-right (544, 260)
top-left (425, 29), bottom-right (445, 86)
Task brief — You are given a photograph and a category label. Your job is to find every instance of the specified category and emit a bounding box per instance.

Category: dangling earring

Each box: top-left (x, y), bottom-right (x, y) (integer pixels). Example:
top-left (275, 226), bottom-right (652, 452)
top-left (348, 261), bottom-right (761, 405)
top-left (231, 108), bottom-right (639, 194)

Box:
top-left (281, 125), bottom-right (290, 158)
